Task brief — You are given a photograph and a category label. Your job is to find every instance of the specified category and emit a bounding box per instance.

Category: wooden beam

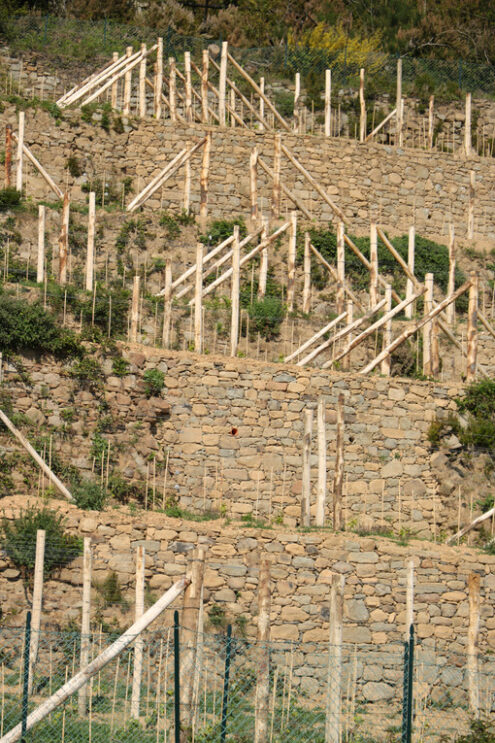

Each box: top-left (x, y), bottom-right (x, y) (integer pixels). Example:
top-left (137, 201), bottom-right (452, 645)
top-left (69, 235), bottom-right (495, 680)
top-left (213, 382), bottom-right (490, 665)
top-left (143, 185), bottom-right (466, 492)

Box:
top-left (370, 222), bottom-right (378, 307)
top-left (309, 243), bottom-right (363, 310)
top-left (396, 58), bottom-right (403, 146)
top-left (465, 92), bottom-right (472, 158)
top-left (272, 134), bottom-right (281, 220)
top-left (254, 558), bottom-right (271, 743)
top-left (28, 529), bottom-right (45, 696)
top-left (11, 133), bottom-right (63, 199)
top-left (257, 155), bottom-right (313, 220)
top-left (230, 225), bottom-right (240, 357)
top-left (194, 242), bottom-right (203, 354)
top-left (78, 537), bottom-right (92, 716)
top-left (381, 284), bottom-right (393, 375)
top-left (359, 68), bottom-right (366, 142)
top-left (405, 226), bottom-right (415, 319)
top-left (85, 192), bottom-right (95, 292)
top-left (325, 574), bottom-right (344, 743)
top-left (333, 394), bottom-right (344, 531)
top-left (162, 260), bottom-right (172, 349)
top-left (467, 270), bottom-right (478, 382)
top-left (303, 232), bottom-right (311, 314)
top-left (131, 545), bottom-right (145, 718)
top-left (467, 572), bottom-right (480, 714)
top-left (423, 272), bottom-right (434, 376)
top-left (428, 95), bottom-right (434, 149)
top-left (258, 218), bottom-right (268, 299)
top-left (169, 57), bottom-right (176, 122)
top-left (199, 133), bottom-right (211, 232)
top-left (184, 51), bottom-right (193, 123)
top-left (37, 205), bottom-right (45, 284)
top-left (336, 221), bottom-right (345, 314)
top-left (365, 107), bottom-right (397, 142)
top-left (287, 211), bottom-right (297, 312)
top-left (219, 42), bottom-right (228, 126)
top-left (316, 397), bottom-right (326, 527)
top-left (58, 190), bottom-right (70, 285)
top-left (285, 311), bottom-right (347, 364)
top-left (446, 224), bottom-right (456, 325)
top-left (301, 409), bottom-right (313, 527)
top-left (209, 55), bottom-right (271, 131)
top-left (201, 50), bottom-right (209, 123)
top-left (15, 112), bottom-right (24, 193)
top-left (324, 70), bottom-right (331, 137)
top-left (250, 147), bottom-right (258, 226)
top-left (139, 44), bottom-right (147, 119)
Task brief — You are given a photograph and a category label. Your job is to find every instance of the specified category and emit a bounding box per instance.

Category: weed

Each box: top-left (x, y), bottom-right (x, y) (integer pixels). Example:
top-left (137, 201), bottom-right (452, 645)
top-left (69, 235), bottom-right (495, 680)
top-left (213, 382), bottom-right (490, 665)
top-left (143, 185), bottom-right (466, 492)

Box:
top-left (72, 479), bottom-right (107, 511)
top-left (143, 368), bottom-right (165, 397)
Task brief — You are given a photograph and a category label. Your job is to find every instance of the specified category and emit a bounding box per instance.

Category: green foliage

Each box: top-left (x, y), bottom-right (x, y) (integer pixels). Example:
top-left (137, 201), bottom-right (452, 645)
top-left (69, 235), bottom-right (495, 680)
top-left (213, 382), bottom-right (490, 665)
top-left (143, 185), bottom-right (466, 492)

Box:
top-left (443, 718), bottom-right (495, 743)
top-left (115, 218), bottom-right (148, 253)
top-left (200, 217), bottom-right (247, 246)
top-left (107, 474), bottom-right (142, 504)
top-left (95, 571), bottom-right (124, 606)
top-left (0, 187), bottom-right (21, 211)
top-left (72, 479), bottom-right (107, 510)
top-left (143, 368), bottom-right (164, 397)
top-left (159, 212), bottom-right (181, 240)
top-left (0, 295), bottom-right (82, 358)
top-left (208, 603), bottom-right (227, 628)
top-left (111, 356), bottom-right (130, 377)
top-left (248, 296), bottom-right (286, 339)
top-left (66, 155), bottom-right (82, 178)
top-left (429, 380), bottom-right (495, 452)
top-left (0, 506), bottom-right (81, 584)
top-left (69, 357), bottom-right (104, 392)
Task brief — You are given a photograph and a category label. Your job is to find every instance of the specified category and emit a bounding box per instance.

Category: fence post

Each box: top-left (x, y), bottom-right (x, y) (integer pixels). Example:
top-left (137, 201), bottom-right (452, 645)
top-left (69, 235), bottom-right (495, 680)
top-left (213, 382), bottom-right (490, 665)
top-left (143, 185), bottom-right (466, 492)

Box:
top-left (220, 624), bottom-right (232, 743)
top-left (201, 49), bottom-right (209, 123)
top-left (184, 51), bottom-right (193, 123)
top-left (293, 72), bottom-right (300, 133)
top-left (422, 273), bottom-right (433, 376)
top-left (230, 225), bottom-right (240, 357)
top-left (85, 191), bottom-right (95, 292)
top-left (259, 77), bottom-right (265, 130)
top-left (405, 226), bottom-right (415, 319)
top-left (139, 44), bottom-right (147, 119)
top-left (401, 625), bottom-right (414, 743)
top-left (194, 242), bottom-right (203, 354)
top-left (130, 275), bottom-right (140, 343)
top-left (359, 68), bottom-right (366, 142)
top-left (219, 41), bottom-right (228, 126)
top-left (16, 112), bottom-right (24, 193)
top-left (162, 260), bottom-right (172, 348)
top-left (250, 147), bottom-right (258, 227)
top-left (333, 393), bottom-right (344, 530)
top-left (254, 559), bottom-right (271, 743)
top-left (336, 221), bottom-right (345, 314)
top-left (446, 224), bottom-right (456, 325)
top-left (131, 544), bottom-right (145, 719)
top-left (28, 530), bottom-right (45, 697)
top-left (199, 133), bottom-right (211, 232)
top-left (428, 95), bottom-right (434, 149)
top-left (21, 611), bottom-right (32, 743)
top-left (324, 70), bottom-right (331, 137)
top-left (174, 609), bottom-right (180, 743)
top-left (78, 537), bottom-right (92, 717)
top-left (58, 189), bottom-right (70, 285)
top-left (287, 211), bottom-right (297, 312)
top-left (465, 93), bottom-right (472, 158)
top-left (396, 58), bottom-right (402, 147)
top-left (381, 284), bottom-right (392, 376)
top-left (111, 52), bottom-right (119, 109)
top-left (325, 574), bottom-right (344, 743)
top-left (467, 572), bottom-right (481, 715)
top-left (467, 270), bottom-right (478, 383)
top-left (315, 397), bottom-right (326, 527)
top-left (301, 408), bottom-right (313, 527)
top-left (123, 46), bottom-right (132, 117)
top-left (37, 205), bottom-right (45, 284)
top-left (5, 124), bottom-right (12, 187)
top-left (303, 232), bottom-right (311, 314)
top-left (272, 134), bottom-right (281, 220)
top-left (369, 222), bottom-right (378, 308)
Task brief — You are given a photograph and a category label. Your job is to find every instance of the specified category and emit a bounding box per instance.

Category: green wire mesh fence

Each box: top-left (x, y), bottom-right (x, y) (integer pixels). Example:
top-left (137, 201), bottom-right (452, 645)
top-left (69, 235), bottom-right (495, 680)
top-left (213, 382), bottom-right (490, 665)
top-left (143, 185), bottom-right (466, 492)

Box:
top-left (1, 619), bottom-right (494, 743)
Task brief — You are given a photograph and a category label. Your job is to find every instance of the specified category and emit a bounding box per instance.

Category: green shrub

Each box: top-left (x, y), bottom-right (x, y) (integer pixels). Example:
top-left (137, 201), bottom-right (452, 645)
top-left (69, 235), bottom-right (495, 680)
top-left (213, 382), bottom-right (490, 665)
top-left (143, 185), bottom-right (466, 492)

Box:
top-left (112, 357), bottom-right (129, 377)
top-left (159, 212), bottom-right (180, 240)
top-left (0, 507), bottom-right (81, 584)
top-left (248, 296), bottom-right (286, 339)
top-left (143, 368), bottom-right (165, 397)
top-left (72, 479), bottom-right (107, 511)
top-left (95, 571), bottom-right (124, 606)
top-left (0, 295), bottom-right (82, 358)
top-left (66, 155), bottom-right (82, 178)
top-left (446, 718), bottom-right (495, 743)
top-left (69, 357), bottom-right (104, 392)
top-left (0, 187), bottom-right (21, 211)
top-left (200, 217), bottom-right (247, 246)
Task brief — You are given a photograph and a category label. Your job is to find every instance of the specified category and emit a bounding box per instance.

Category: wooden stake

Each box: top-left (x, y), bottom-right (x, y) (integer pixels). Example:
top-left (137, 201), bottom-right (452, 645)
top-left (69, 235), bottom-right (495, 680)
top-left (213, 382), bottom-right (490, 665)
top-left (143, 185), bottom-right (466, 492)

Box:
top-left (201, 50), bottom-right (209, 123)
top-left (37, 205), bottom-right (45, 284)
top-left (194, 243), bottom-right (203, 354)
top-left (468, 170), bottom-right (475, 240)
top-left (230, 225), bottom-right (240, 357)
top-left (184, 52), bottom-right (193, 123)
top-left (254, 558), bottom-right (271, 743)
top-left (28, 529), bottom-right (45, 696)
top-left (250, 147), bottom-right (258, 227)
top-left (258, 218), bottom-right (269, 299)
top-left (123, 46), bottom-right (132, 117)
top-left (465, 93), bottom-right (472, 158)
top-left (396, 59), bottom-right (403, 147)
top-left (316, 398), bottom-right (326, 527)
top-left (58, 190), bottom-right (70, 285)
top-left (428, 95), bottom-right (434, 149)
top-left (227, 51), bottom-right (290, 131)
top-left (405, 226), bottom-right (415, 319)
top-left (162, 261), bottom-right (172, 349)
top-left (381, 284), bottom-right (392, 376)
top-left (301, 408), bottom-right (313, 527)
top-left (130, 275), bottom-right (140, 343)
top-left (181, 549), bottom-right (205, 730)
top-left (78, 537), bottom-right (92, 717)
top-left (342, 300), bottom-right (354, 371)
top-left (258, 155), bottom-right (312, 220)
top-left (325, 574), bottom-right (344, 743)
top-left (139, 44), bottom-right (147, 118)
top-left (131, 545), bottom-right (145, 718)
top-left (423, 273), bottom-right (434, 376)
top-left (405, 557), bottom-right (414, 638)
top-left (259, 77), bottom-right (265, 130)
top-left (85, 191), bottom-right (96, 292)
top-left (168, 57), bottom-right (176, 122)
top-left (199, 133), bottom-right (211, 232)
top-left (369, 222), bottom-right (378, 307)
top-left (4, 124), bottom-right (12, 187)
top-left (15, 112), bottom-right (24, 193)
top-left (359, 68), bottom-right (366, 142)
top-left (272, 134), bottom-right (281, 220)
top-left (287, 211), bottom-right (297, 312)
top-left (467, 572), bottom-right (481, 715)
top-left (467, 271), bottom-right (478, 383)
top-left (333, 394), bottom-right (344, 530)
top-left (303, 232), bottom-right (311, 314)
top-left (336, 221), bottom-right (345, 315)
top-left (218, 42), bottom-right (228, 126)
top-left (324, 69), bottom-right (331, 137)
top-left (293, 72), bottom-right (300, 133)
top-left (111, 52), bottom-right (119, 108)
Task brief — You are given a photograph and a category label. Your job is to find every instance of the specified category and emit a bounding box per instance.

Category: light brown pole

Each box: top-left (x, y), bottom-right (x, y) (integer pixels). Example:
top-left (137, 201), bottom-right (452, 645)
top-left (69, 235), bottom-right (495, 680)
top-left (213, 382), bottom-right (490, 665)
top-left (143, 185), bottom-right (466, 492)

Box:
top-left (58, 190), bottom-right (70, 285)
top-left (37, 205), bottom-right (45, 284)
top-left (123, 46), bottom-right (132, 117)
top-left (467, 572), bottom-right (480, 715)
top-left (5, 124), bottom-right (12, 187)
top-left (218, 41), bottom-right (228, 126)
top-left (325, 574), bottom-right (344, 743)
top-left (422, 273), bottom-right (434, 376)
top-left (15, 112), bottom-right (24, 193)
top-left (250, 147), bottom-right (258, 227)
top-left (359, 68), bottom-right (366, 142)
top-left (194, 242), bottom-right (203, 354)
top-left (287, 211), bottom-right (297, 312)
top-left (201, 50), bottom-right (209, 123)
top-left (199, 133), bottom-right (211, 232)
top-left (324, 69), bottom-right (331, 137)
top-left (85, 191), bottom-right (95, 292)
top-left (169, 57), bottom-right (176, 122)
top-left (131, 546), bottom-right (146, 718)
top-left (465, 92), bottom-right (472, 158)
top-left (254, 558), bottom-right (271, 743)
top-left (28, 529), bottom-right (45, 696)
top-left (316, 397), bottom-right (327, 527)
top-left (184, 51), bottom-right (193, 123)
top-left (272, 134), bottom-right (281, 220)
top-left (139, 44), bottom-right (147, 118)
top-left (78, 537), bottom-right (92, 716)
top-left (301, 408), bottom-right (313, 527)
top-left (303, 232), bottom-right (311, 314)
top-left (405, 226), bottom-right (415, 319)
top-left (467, 270), bottom-right (478, 383)
top-left (130, 275), bottom-right (140, 343)
top-left (381, 284), bottom-right (392, 376)
top-left (336, 221), bottom-right (345, 314)
top-left (333, 393), bottom-right (344, 530)
top-left (369, 222), bottom-right (378, 307)
top-left (162, 260), bottom-right (172, 349)
top-left (230, 225), bottom-right (240, 357)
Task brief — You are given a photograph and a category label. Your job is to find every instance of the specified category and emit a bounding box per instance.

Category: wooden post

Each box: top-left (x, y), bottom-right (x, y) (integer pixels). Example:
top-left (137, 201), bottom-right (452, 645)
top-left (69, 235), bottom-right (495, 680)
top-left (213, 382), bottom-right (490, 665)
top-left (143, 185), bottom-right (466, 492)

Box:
top-left (131, 545), bottom-right (145, 719)
top-left (301, 408), bottom-right (313, 527)
top-left (183, 148), bottom-right (191, 214)
top-left (259, 77), bottom-right (265, 131)
top-left (405, 557), bottom-right (414, 638)
top-left (337, 221), bottom-right (345, 314)
top-left (468, 170), bottom-right (475, 240)
top-left (254, 558), bottom-right (271, 743)
top-left (201, 50), bottom-right (209, 123)
top-left (405, 226), bottom-right (415, 319)
top-left (139, 44), bottom-right (147, 118)
top-left (465, 93), bottom-right (472, 158)
top-left (272, 134), bottom-right (281, 220)
top-left (396, 58), bottom-right (403, 146)
top-left (359, 68), bottom-right (366, 142)
top-left (446, 224), bottom-right (456, 325)
top-left (303, 232), bottom-right (311, 314)
top-left (182, 549), bottom-right (206, 730)
top-left (169, 57), bottom-right (176, 122)
top-left (316, 398), bottom-right (326, 527)
top-left (58, 190), bottom-right (70, 285)
top-left (381, 284), bottom-right (392, 376)
top-left (2, 579), bottom-right (190, 743)
top-left (333, 393), bottom-right (344, 530)
top-left (199, 133), bottom-right (211, 233)
top-left (258, 218), bottom-right (268, 299)
top-left (287, 211), bottom-right (297, 312)
top-left (467, 270), bottom-right (478, 383)
top-left (78, 537), bottom-right (92, 717)
top-left (154, 38), bottom-right (163, 119)
top-left (250, 147), bottom-right (258, 227)
top-left (36, 205), bottom-right (45, 284)
top-left (369, 222), bottom-right (378, 308)
top-left (194, 242), bottom-right (203, 354)
top-left (342, 300), bottom-right (354, 371)
top-left (111, 52), bottom-right (119, 109)
top-left (123, 46), bottom-right (132, 117)
top-left (428, 95), bottom-right (434, 149)
top-left (162, 260), bottom-right (172, 348)
top-left (130, 275), bottom-right (140, 343)
top-left (325, 574), bottom-right (344, 743)
top-left (15, 111), bottom-right (24, 193)
top-left (230, 88), bottom-right (236, 127)
top-left (324, 69), bottom-right (331, 137)
top-left (293, 72), bottom-right (300, 133)
top-left (184, 52), bottom-right (192, 123)
top-left (28, 529), bottom-right (45, 696)
top-left (423, 273), bottom-right (434, 376)
top-left (467, 572), bottom-right (481, 715)
top-left (218, 41), bottom-right (228, 126)
top-left (5, 124), bottom-right (12, 187)
top-left (230, 225), bottom-right (240, 357)
top-left (85, 191), bottom-right (95, 292)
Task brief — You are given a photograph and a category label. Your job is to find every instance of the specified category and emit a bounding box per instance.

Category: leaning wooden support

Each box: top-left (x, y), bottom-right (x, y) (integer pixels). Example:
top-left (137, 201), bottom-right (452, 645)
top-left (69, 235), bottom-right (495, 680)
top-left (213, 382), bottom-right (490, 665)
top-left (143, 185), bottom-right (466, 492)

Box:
top-left (301, 409), bottom-right (313, 527)
top-left (79, 48), bottom-right (153, 109)
top-left (361, 279), bottom-right (472, 374)
top-left (131, 545), bottom-right (145, 719)
top-left (0, 578), bottom-right (189, 743)
top-left (189, 58), bottom-right (243, 127)
top-left (250, 147), bottom-right (258, 226)
top-left (194, 242), bottom-right (203, 354)
top-left (85, 192), bottom-right (96, 292)
top-left (333, 394), bottom-right (344, 531)
top-left (208, 55), bottom-right (271, 131)
top-left (287, 212), bottom-right (297, 312)
top-left (37, 205), bottom-right (45, 284)
top-left (58, 190), bottom-right (70, 285)
top-left (405, 226), bottom-right (415, 319)
top-left (78, 538), bottom-right (92, 717)
top-left (199, 133), bottom-right (211, 232)
top-left (272, 134), bottom-right (281, 220)
top-left (365, 108), bottom-right (397, 143)
top-left (381, 284), bottom-right (393, 376)
top-left (257, 155), bottom-right (312, 220)
top-left (309, 243), bottom-right (363, 310)
top-left (280, 143), bottom-right (347, 224)
top-left (130, 275), bottom-right (140, 343)
top-left (230, 226), bottom-right (240, 357)
top-left (467, 572), bottom-right (480, 715)
top-left (423, 273), bottom-right (434, 376)
top-left (254, 558), bottom-right (271, 743)
top-left (0, 409), bottom-right (74, 501)
top-left (286, 312), bottom-right (347, 364)
top-left (466, 271), bottom-right (478, 383)
top-left (325, 574), bottom-right (344, 743)
top-left (447, 504), bottom-right (495, 544)
top-left (227, 51), bottom-right (290, 131)
top-left (28, 529), bottom-right (45, 696)
top-left (15, 112), bottom-right (24, 193)
top-left (316, 398), bottom-right (326, 527)
top-left (11, 132), bottom-right (63, 199)
top-left (168, 235), bottom-right (235, 293)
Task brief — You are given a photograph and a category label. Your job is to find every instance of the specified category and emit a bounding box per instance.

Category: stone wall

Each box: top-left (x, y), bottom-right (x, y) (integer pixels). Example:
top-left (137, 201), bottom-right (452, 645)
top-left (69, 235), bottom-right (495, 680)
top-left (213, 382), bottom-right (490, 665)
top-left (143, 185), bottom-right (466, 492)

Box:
top-left (1, 345), bottom-right (461, 537)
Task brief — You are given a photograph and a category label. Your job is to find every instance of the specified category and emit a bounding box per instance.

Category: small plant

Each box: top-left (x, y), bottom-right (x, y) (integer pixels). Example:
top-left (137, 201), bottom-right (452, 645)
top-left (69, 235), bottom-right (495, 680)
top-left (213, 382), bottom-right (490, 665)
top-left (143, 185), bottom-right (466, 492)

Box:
top-left (199, 217), bottom-right (247, 246)
top-left (208, 604), bottom-right (227, 628)
top-left (0, 187), bottom-right (21, 211)
top-left (111, 356), bottom-right (130, 377)
top-left (248, 296), bottom-right (285, 340)
top-left (94, 571), bottom-right (125, 607)
top-left (72, 479), bottom-right (107, 511)
top-left (447, 718), bottom-right (495, 743)
top-left (159, 212), bottom-right (180, 240)
top-left (0, 506), bottom-right (81, 585)
top-left (143, 368), bottom-right (165, 397)
top-left (69, 358), bottom-right (104, 392)
top-left (66, 155), bottom-right (82, 178)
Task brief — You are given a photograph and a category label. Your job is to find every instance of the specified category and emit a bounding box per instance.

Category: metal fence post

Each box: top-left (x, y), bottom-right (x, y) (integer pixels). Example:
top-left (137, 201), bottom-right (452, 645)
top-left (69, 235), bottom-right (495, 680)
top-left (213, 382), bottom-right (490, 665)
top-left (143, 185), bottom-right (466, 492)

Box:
top-left (21, 611), bottom-right (32, 743)
top-left (402, 624), bottom-right (414, 743)
top-left (220, 624), bottom-right (232, 743)
top-left (174, 609), bottom-right (180, 743)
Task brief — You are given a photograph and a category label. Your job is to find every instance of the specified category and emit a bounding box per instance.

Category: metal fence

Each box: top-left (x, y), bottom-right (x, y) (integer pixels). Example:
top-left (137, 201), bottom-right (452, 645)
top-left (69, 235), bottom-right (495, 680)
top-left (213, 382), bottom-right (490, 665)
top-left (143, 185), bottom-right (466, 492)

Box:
top-left (5, 14), bottom-right (495, 102)
top-left (0, 616), bottom-right (493, 743)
